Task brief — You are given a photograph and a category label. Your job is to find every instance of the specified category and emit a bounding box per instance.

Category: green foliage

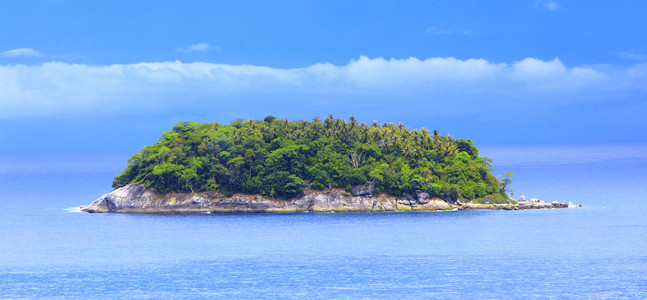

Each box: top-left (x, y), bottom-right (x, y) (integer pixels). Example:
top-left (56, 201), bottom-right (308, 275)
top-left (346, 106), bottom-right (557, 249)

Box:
top-left (112, 116), bottom-right (510, 199)
top-left (473, 194), bottom-right (516, 205)
top-left (500, 172), bottom-right (514, 194)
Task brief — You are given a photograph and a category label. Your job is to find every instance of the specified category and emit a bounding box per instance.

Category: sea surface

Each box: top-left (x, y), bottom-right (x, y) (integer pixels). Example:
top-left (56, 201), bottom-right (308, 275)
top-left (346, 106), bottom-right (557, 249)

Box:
top-left (0, 144), bottom-right (646, 299)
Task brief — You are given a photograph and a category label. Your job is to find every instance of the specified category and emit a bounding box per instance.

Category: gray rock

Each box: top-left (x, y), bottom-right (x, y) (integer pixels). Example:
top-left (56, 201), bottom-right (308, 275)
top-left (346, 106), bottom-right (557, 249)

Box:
top-left (518, 195), bottom-right (526, 202)
top-left (444, 195), bottom-right (458, 205)
top-left (192, 196), bottom-right (207, 205)
top-left (397, 198), bottom-right (415, 205)
top-left (351, 184), bottom-right (373, 197)
top-left (552, 202), bottom-right (568, 208)
top-left (82, 183), bottom-right (149, 212)
top-left (415, 190), bottom-right (430, 204)
top-left (104, 183), bottom-right (147, 210)
top-left (220, 198), bottom-right (251, 208)
top-left (249, 201), bottom-right (275, 210)
top-left (83, 183), bottom-right (566, 214)
top-left (403, 195), bottom-right (416, 205)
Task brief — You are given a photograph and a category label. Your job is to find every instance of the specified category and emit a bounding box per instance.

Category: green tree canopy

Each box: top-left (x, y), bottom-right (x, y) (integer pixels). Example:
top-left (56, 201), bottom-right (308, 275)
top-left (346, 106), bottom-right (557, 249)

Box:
top-left (113, 116), bottom-right (509, 200)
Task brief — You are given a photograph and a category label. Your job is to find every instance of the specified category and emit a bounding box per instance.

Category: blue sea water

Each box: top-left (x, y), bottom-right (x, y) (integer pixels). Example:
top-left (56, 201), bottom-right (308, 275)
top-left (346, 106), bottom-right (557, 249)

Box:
top-left (0, 144), bottom-right (646, 299)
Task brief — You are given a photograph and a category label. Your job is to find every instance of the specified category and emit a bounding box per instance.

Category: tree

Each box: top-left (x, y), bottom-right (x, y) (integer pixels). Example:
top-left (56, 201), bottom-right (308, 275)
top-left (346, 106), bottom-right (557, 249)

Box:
top-left (113, 118), bottom-right (505, 201)
top-left (500, 172), bottom-right (514, 195)
top-left (345, 149), bottom-right (363, 169)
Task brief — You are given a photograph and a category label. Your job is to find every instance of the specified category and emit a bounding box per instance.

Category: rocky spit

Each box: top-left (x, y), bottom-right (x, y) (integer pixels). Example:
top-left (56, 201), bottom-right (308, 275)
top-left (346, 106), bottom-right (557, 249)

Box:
top-left (82, 183), bottom-right (568, 214)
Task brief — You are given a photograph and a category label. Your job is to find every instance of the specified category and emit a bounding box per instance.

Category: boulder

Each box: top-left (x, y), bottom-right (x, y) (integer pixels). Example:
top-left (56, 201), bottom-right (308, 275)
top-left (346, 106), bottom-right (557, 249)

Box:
top-left (105, 183), bottom-right (147, 210)
top-left (444, 195), bottom-right (460, 205)
top-left (191, 196), bottom-right (208, 205)
top-left (551, 202), bottom-right (568, 208)
top-left (415, 190), bottom-right (430, 204)
top-left (351, 184), bottom-right (373, 197)
top-left (83, 183), bottom-right (148, 212)
top-left (518, 195), bottom-right (526, 202)
top-left (401, 193), bottom-right (416, 205)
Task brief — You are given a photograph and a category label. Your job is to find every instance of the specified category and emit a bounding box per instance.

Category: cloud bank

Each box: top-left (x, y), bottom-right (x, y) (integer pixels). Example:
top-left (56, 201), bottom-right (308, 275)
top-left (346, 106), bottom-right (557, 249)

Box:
top-left (0, 56), bottom-right (645, 118)
top-left (1, 48), bottom-right (40, 57)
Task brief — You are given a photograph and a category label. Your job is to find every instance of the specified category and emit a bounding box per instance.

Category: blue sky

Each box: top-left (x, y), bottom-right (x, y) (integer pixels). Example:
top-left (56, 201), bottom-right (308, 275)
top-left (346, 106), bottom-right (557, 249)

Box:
top-left (1, 0), bottom-right (646, 152)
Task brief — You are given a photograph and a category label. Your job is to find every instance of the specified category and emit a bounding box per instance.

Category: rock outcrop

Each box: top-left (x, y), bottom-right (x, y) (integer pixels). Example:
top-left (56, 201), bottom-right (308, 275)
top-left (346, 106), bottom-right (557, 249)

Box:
top-left (460, 201), bottom-right (568, 210)
top-left (351, 184), bottom-right (373, 197)
top-left (82, 183), bottom-right (568, 214)
top-left (416, 190), bottom-right (430, 204)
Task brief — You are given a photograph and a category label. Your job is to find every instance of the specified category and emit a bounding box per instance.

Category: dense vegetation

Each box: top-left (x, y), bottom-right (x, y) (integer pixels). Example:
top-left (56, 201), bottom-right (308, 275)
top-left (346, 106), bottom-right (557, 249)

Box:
top-left (113, 116), bottom-right (510, 201)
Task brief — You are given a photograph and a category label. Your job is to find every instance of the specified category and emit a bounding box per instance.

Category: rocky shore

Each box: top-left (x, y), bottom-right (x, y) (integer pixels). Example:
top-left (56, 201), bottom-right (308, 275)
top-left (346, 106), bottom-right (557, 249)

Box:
top-left (82, 183), bottom-right (568, 213)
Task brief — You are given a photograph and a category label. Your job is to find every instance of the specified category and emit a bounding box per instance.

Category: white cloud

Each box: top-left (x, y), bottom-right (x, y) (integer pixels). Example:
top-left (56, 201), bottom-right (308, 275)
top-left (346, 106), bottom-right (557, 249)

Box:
top-left (176, 42), bottom-right (219, 53)
top-left (536, 0), bottom-right (560, 11)
top-left (617, 51), bottom-right (647, 61)
top-left (1, 48), bottom-right (40, 57)
top-left (0, 56), bottom-right (643, 119)
top-left (341, 56), bottom-right (505, 86)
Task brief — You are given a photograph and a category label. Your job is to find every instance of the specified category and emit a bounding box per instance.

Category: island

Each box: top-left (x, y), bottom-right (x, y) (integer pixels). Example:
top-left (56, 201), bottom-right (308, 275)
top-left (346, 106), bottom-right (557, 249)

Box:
top-left (83, 116), bottom-right (567, 213)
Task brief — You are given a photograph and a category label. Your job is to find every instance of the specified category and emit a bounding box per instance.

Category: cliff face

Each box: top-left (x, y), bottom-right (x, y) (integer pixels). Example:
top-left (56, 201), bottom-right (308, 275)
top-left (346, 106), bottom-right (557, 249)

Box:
top-left (82, 183), bottom-right (567, 213)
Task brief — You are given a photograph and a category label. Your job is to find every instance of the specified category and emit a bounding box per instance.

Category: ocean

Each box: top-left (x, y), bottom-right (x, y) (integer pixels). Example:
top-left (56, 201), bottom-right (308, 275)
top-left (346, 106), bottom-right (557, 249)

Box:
top-left (0, 144), bottom-right (646, 299)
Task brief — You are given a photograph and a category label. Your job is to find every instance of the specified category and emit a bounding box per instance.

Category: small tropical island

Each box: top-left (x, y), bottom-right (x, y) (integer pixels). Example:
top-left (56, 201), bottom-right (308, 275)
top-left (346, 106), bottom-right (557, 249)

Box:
top-left (83, 116), bottom-right (567, 213)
